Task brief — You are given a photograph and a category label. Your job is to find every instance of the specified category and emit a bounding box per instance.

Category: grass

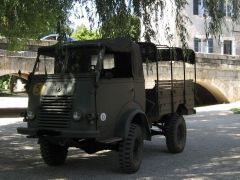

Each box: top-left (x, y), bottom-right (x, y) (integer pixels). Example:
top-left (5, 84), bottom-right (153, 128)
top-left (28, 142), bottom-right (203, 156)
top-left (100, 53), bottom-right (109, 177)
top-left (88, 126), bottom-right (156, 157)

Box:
top-left (231, 108), bottom-right (240, 114)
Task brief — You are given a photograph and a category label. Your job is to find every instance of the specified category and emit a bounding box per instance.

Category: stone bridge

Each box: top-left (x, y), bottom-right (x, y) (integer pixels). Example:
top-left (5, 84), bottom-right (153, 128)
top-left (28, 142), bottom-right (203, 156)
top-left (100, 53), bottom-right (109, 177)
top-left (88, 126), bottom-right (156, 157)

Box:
top-left (144, 53), bottom-right (240, 104)
top-left (1, 38), bottom-right (240, 104)
top-left (193, 54), bottom-right (240, 104)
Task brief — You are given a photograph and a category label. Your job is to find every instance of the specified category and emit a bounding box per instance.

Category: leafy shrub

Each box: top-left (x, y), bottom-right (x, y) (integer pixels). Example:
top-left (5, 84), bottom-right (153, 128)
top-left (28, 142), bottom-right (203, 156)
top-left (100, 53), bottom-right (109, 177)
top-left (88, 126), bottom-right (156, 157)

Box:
top-left (231, 108), bottom-right (240, 114)
top-left (0, 75), bottom-right (11, 90)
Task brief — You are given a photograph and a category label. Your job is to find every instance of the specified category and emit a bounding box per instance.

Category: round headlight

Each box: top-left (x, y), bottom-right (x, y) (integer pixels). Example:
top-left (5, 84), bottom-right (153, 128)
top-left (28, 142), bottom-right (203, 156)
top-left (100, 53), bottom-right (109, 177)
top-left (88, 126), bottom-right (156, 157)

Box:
top-left (73, 111), bottom-right (82, 121)
top-left (27, 111), bottom-right (35, 120)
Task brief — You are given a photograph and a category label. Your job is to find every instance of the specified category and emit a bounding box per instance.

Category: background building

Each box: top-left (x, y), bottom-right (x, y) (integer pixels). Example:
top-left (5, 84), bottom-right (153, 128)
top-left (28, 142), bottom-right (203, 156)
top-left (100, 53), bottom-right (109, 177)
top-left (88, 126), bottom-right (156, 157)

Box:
top-left (185, 0), bottom-right (240, 55)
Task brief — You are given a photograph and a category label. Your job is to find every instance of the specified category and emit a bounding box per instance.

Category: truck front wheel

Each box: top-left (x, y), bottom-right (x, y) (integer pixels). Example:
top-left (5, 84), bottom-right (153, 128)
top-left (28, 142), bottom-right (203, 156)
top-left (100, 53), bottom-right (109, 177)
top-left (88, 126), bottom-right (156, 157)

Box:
top-left (39, 138), bottom-right (68, 166)
top-left (119, 123), bottom-right (143, 173)
top-left (165, 113), bottom-right (186, 153)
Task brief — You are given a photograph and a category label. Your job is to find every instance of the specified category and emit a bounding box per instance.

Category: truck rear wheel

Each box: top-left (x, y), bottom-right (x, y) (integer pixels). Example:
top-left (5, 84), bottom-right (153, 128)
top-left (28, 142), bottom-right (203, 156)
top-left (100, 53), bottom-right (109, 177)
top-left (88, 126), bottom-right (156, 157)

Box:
top-left (165, 113), bottom-right (186, 153)
top-left (40, 138), bottom-right (68, 166)
top-left (119, 123), bottom-right (143, 173)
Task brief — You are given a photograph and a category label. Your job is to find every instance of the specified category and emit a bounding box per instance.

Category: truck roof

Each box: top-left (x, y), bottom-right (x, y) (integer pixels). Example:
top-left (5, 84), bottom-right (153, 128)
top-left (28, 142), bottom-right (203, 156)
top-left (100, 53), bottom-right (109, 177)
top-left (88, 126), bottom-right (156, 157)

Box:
top-left (138, 42), bottom-right (195, 64)
top-left (38, 38), bottom-right (195, 64)
top-left (38, 38), bottom-right (135, 53)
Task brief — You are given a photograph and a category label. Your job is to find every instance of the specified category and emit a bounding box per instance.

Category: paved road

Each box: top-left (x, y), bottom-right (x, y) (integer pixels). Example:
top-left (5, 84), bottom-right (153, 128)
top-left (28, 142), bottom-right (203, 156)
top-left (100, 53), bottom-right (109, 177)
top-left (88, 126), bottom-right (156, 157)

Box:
top-left (0, 103), bottom-right (239, 179)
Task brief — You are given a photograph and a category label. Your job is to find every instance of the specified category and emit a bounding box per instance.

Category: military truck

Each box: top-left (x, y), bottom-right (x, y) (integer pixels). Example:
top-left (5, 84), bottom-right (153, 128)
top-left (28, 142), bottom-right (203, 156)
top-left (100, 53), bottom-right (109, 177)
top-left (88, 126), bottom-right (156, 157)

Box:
top-left (17, 38), bottom-right (196, 173)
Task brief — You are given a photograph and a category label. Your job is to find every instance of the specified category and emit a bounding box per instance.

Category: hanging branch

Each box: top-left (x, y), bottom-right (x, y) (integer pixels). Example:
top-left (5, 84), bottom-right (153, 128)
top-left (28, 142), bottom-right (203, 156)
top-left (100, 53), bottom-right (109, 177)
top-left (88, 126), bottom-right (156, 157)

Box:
top-left (1, 0), bottom-right (240, 49)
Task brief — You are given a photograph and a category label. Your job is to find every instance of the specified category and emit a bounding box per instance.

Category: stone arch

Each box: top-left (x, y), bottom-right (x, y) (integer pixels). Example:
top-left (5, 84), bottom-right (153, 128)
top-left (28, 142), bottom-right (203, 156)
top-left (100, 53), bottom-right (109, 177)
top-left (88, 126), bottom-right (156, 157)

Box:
top-left (10, 73), bottom-right (29, 80)
top-left (196, 80), bottom-right (229, 106)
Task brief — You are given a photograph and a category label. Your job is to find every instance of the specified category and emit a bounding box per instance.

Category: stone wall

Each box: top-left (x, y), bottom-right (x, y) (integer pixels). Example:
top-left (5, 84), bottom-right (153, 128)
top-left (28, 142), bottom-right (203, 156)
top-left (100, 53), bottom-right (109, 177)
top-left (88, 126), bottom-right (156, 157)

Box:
top-left (1, 50), bottom-right (240, 102)
top-left (0, 38), bottom-right (56, 77)
top-left (0, 37), bottom-right (56, 51)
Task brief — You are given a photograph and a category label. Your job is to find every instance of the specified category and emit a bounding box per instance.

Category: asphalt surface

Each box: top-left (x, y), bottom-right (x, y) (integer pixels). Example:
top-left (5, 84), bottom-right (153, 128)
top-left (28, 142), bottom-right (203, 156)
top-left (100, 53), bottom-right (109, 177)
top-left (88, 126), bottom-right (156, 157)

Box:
top-left (0, 102), bottom-right (240, 179)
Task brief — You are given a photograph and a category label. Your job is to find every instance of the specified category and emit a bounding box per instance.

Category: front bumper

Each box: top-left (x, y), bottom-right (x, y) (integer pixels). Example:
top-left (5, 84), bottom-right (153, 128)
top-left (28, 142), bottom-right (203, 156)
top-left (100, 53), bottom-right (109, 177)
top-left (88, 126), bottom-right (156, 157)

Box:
top-left (17, 127), bottom-right (99, 138)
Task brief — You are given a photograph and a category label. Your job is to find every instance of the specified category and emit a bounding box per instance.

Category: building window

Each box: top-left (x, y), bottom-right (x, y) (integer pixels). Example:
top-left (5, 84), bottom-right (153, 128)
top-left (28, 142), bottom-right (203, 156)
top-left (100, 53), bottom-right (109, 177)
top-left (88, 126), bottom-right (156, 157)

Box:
top-left (194, 0), bottom-right (234, 17)
top-left (220, 0), bottom-right (233, 17)
top-left (194, 38), bottom-right (201, 52)
top-left (224, 40), bottom-right (232, 55)
top-left (194, 38), bottom-right (213, 53)
top-left (193, 0), bottom-right (205, 15)
top-left (208, 38), bottom-right (213, 53)
top-left (193, 0), bottom-right (199, 15)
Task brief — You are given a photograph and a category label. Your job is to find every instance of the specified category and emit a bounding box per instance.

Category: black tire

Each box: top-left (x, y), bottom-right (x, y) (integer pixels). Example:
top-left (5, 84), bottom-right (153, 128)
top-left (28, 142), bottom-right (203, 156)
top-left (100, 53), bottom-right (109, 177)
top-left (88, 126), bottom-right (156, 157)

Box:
top-left (165, 113), bottom-right (186, 153)
top-left (40, 138), bottom-right (68, 166)
top-left (119, 123), bottom-right (143, 173)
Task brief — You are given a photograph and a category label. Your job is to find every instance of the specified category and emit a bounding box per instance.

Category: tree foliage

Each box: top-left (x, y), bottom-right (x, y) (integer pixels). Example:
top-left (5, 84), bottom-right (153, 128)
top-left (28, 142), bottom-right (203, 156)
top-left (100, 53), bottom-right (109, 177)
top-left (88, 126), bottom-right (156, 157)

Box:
top-left (71, 25), bottom-right (100, 40)
top-left (85, 0), bottom-right (165, 41)
top-left (0, 0), bottom-right (73, 48)
top-left (101, 14), bottom-right (141, 41)
top-left (81, 0), bottom-right (240, 46)
top-left (204, 0), bottom-right (240, 38)
top-left (0, 0), bottom-right (240, 48)
top-left (0, 75), bottom-right (10, 90)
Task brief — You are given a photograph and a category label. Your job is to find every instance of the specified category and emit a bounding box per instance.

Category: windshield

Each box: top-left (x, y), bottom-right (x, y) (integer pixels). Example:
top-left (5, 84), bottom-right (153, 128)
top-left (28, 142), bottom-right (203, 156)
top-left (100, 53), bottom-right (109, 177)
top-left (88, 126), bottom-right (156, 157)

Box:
top-left (34, 47), bottom-right (100, 75)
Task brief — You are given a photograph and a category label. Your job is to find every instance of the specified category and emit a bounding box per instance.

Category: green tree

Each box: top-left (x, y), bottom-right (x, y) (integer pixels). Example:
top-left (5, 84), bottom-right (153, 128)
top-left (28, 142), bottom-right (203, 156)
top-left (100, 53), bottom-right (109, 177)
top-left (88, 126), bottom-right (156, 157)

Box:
top-left (0, 75), bottom-right (10, 90)
top-left (83, 0), bottom-right (240, 46)
top-left (0, 0), bottom-right (239, 48)
top-left (71, 25), bottom-right (100, 40)
top-left (0, 0), bottom-right (73, 48)
top-left (100, 13), bottom-right (141, 41)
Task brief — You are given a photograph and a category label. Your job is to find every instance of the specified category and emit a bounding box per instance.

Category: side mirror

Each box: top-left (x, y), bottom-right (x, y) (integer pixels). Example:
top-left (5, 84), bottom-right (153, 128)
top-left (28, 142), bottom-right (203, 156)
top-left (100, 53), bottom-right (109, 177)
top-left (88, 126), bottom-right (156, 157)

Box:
top-left (18, 70), bottom-right (22, 77)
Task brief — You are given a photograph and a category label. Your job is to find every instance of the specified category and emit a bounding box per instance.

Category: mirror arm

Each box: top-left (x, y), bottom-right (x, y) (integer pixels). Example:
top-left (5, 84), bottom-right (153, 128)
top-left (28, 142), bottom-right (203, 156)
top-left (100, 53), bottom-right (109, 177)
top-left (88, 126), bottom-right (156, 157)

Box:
top-left (32, 54), bottom-right (40, 75)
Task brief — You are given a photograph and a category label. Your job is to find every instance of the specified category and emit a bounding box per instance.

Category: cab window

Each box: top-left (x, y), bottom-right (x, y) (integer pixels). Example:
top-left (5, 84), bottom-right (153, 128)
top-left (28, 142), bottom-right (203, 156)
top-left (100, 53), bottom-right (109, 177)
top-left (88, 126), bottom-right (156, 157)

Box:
top-left (101, 52), bottom-right (132, 78)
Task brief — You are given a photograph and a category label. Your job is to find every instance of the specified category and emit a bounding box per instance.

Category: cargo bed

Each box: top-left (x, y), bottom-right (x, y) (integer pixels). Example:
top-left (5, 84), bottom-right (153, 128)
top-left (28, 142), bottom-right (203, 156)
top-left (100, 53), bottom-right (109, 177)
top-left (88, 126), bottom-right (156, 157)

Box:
top-left (146, 79), bottom-right (195, 121)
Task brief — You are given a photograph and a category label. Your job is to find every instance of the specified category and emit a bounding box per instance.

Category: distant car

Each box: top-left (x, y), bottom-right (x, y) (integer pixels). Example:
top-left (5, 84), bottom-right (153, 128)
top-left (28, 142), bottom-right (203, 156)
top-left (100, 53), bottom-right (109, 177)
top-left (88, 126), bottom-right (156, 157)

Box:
top-left (40, 34), bottom-right (75, 42)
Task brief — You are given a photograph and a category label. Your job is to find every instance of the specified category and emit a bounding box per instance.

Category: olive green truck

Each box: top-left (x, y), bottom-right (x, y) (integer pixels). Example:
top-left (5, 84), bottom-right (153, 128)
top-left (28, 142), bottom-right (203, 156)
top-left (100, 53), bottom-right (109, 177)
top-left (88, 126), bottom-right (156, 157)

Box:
top-left (17, 38), bottom-right (196, 173)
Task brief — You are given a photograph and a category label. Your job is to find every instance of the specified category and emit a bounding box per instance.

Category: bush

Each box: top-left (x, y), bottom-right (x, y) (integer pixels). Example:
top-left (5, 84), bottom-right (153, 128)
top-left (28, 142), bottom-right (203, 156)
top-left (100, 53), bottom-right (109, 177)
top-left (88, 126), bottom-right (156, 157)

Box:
top-left (0, 75), bottom-right (11, 90)
top-left (231, 108), bottom-right (240, 114)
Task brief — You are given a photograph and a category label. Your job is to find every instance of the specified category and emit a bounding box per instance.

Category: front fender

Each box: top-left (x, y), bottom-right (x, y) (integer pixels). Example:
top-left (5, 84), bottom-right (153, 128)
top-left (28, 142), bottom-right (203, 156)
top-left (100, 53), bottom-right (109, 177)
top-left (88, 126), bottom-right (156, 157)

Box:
top-left (115, 108), bottom-right (151, 141)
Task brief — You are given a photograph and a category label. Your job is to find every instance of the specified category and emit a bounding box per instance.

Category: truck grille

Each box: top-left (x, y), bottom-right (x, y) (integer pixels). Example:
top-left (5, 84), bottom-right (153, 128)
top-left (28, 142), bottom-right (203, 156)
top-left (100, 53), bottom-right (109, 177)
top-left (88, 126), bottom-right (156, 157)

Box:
top-left (38, 95), bottom-right (72, 129)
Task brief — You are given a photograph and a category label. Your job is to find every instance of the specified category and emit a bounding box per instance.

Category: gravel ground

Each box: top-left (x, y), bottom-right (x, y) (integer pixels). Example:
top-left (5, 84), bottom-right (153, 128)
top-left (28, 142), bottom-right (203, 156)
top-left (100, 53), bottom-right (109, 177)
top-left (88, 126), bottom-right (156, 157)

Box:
top-left (0, 102), bottom-right (239, 179)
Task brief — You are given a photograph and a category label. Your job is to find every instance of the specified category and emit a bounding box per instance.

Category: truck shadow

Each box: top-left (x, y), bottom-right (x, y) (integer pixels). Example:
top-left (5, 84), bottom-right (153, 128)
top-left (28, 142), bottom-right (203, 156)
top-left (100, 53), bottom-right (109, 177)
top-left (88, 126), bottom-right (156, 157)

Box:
top-left (0, 112), bottom-right (240, 179)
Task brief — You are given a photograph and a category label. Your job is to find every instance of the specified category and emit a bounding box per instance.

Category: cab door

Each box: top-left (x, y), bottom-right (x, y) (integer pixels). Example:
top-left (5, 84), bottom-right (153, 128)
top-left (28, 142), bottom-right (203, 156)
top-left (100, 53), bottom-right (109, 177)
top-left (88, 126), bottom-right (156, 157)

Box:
top-left (96, 52), bottom-right (134, 140)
